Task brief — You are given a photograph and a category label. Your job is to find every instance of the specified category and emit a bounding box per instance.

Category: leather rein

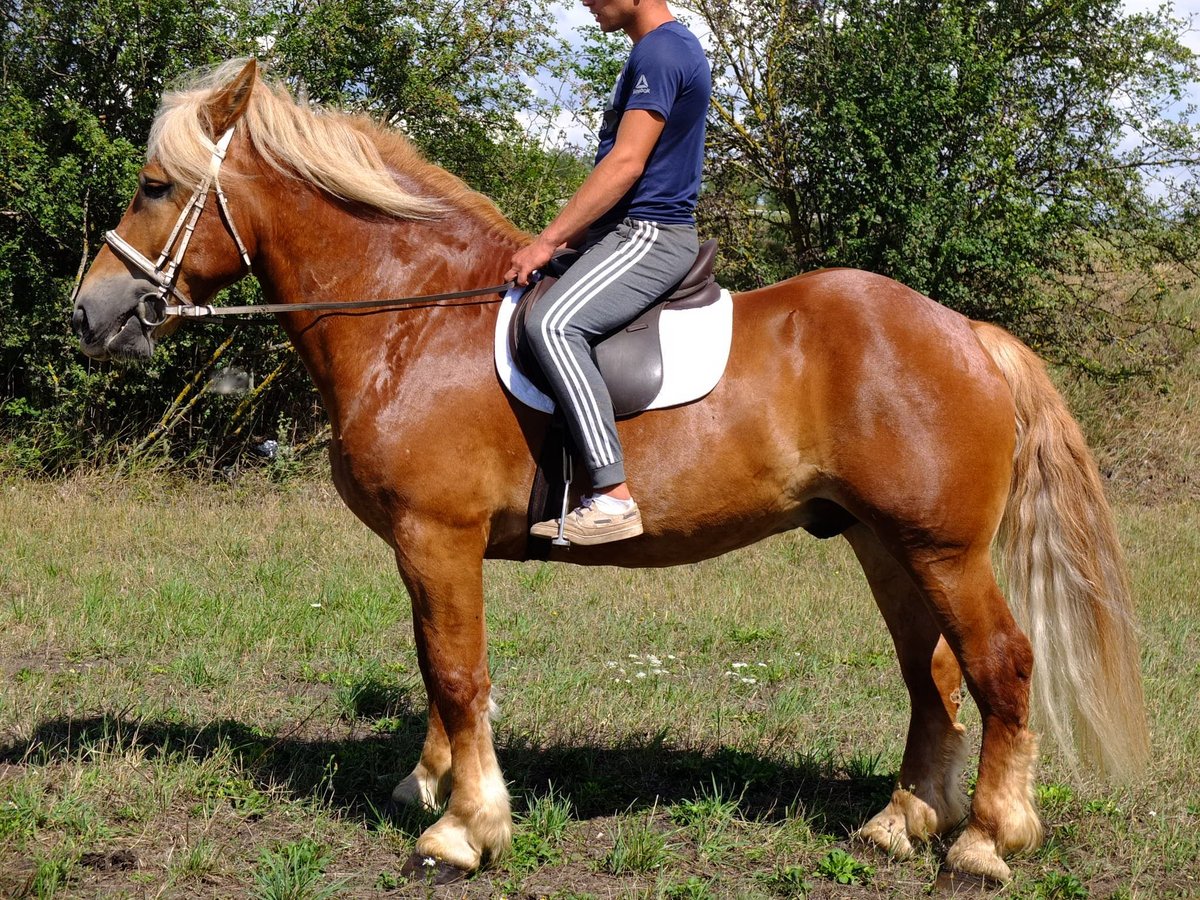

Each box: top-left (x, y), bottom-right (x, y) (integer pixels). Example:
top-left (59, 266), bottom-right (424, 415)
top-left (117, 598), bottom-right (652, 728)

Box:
top-left (104, 124), bottom-right (515, 325)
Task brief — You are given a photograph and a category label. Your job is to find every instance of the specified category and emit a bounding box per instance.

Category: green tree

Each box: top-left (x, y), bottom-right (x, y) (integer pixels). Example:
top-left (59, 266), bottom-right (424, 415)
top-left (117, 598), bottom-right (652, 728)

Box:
top-left (261, 0), bottom-right (584, 224)
top-left (2, 0), bottom-right (259, 470)
top-left (687, 0), bottom-right (1200, 365)
top-left (1, 0), bottom-right (586, 472)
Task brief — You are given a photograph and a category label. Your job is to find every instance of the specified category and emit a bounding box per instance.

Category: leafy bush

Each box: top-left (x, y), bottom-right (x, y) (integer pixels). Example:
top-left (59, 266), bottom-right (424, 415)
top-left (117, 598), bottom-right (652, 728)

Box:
top-left (1, 0), bottom-right (584, 475)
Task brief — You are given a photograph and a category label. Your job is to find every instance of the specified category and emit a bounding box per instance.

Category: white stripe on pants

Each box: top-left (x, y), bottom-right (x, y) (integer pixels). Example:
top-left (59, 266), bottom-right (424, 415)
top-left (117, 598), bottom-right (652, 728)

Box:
top-left (539, 221), bottom-right (658, 468)
top-left (523, 218), bottom-right (699, 487)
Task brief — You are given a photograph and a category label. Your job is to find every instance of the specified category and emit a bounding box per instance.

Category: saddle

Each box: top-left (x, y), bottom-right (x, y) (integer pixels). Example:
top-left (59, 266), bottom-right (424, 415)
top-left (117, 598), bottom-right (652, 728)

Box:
top-left (508, 239), bottom-right (722, 417)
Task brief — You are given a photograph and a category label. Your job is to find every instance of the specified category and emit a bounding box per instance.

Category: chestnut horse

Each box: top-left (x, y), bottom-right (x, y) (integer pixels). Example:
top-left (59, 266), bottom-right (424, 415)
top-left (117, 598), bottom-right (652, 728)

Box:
top-left (72, 60), bottom-right (1148, 882)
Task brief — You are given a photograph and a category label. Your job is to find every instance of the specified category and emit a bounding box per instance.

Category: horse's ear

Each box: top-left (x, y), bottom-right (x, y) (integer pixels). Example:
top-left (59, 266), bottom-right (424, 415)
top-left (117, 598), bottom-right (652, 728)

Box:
top-left (207, 59), bottom-right (258, 135)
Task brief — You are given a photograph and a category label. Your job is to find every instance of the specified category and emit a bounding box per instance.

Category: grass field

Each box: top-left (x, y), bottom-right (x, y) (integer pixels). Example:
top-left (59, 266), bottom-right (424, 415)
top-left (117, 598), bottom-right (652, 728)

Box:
top-left (0, 476), bottom-right (1197, 899)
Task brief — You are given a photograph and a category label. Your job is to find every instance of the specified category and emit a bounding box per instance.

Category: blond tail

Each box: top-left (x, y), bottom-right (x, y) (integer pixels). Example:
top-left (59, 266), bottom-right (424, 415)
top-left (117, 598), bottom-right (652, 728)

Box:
top-left (972, 321), bottom-right (1149, 780)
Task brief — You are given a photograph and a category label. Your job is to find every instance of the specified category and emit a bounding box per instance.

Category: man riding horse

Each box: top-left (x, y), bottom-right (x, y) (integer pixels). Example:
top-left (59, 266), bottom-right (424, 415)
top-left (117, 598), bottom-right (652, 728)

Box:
top-left (505, 0), bottom-right (710, 545)
top-left (73, 28), bottom-right (1148, 881)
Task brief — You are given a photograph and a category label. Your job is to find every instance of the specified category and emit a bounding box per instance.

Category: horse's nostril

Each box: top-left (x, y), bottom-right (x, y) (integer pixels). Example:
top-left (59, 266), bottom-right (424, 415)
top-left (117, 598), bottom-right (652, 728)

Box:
top-left (71, 306), bottom-right (87, 338)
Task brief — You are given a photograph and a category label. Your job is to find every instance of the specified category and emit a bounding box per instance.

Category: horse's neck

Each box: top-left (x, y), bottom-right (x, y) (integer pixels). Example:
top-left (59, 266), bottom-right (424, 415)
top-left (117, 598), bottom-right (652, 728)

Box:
top-left (256, 188), bottom-right (516, 310)
top-left (254, 186), bottom-right (519, 411)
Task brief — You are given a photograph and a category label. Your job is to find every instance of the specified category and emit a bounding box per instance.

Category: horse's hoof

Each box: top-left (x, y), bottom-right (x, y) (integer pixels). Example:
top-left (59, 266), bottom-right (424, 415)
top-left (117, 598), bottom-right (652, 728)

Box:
top-left (392, 771), bottom-right (444, 811)
top-left (855, 811), bottom-right (915, 858)
top-left (400, 851), bottom-right (471, 885)
top-left (944, 828), bottom-right (1012, 883)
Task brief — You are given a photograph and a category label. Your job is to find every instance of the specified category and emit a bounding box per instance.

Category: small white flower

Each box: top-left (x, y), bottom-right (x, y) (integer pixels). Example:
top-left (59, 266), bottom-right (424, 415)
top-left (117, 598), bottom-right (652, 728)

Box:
top-left (421, 856), bottom-right (437, 868)
top-left (667, 654), bottom-right (677, 660)
top-left (628, 653), bottom-right (640, 659)
top-left (741, 676), bottom-right (758, 685)
top-left (310, 602), bottom-right (322, 608)
top-left (648, 655), bottom-right (662, 666)
top-left (651, 668), bottom-right (666, 675)
top-left (605, 661), bottom-right (618, 668)
top-left (732, 662), bottom-right (748, 669)
top-left (636, 672), bottom-right (647, 679)
top-left (757, 662), bottom-right (768, 668)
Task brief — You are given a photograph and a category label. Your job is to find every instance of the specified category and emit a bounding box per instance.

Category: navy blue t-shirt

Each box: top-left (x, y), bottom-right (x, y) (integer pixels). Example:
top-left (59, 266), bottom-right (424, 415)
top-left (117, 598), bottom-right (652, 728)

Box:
top-left (593, 21), bottom-right (710, 228)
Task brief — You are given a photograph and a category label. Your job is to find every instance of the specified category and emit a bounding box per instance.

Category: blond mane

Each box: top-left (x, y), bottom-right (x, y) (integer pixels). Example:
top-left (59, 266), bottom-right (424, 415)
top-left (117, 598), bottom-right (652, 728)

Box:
top-left (147, 59), bottom-right (527, 241)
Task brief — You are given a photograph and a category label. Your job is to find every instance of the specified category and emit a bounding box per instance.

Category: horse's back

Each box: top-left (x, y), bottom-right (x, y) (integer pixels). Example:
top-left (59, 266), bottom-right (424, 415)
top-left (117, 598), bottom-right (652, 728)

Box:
top-left (735, 267), bottom-right (975, 341)
top-left (733, 266), bottom-right (1008, 397)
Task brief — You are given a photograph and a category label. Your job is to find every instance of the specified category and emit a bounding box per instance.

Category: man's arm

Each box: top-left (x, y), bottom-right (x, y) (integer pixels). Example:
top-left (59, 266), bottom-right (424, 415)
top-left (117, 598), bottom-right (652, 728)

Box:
top-left (506, 109), bottom-right (666, 285)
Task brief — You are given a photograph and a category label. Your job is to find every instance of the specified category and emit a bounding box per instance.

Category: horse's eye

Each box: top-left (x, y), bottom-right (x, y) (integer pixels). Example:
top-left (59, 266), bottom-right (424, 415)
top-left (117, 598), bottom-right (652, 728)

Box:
top-left (140, 179), bottom-right (172, 200)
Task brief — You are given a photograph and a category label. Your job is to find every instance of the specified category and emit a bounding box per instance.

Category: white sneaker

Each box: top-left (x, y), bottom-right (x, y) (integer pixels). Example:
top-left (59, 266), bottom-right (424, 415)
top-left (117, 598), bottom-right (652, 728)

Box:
top-left (530, 498), bottom-right (643, 545)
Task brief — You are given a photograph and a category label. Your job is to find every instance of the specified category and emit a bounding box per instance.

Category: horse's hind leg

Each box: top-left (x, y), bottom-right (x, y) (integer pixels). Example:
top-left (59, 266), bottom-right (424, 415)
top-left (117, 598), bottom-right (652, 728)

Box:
top-left (906, 547), bottom-right (1044, 881)
top-left (844, 525), bottom-right (969, 857)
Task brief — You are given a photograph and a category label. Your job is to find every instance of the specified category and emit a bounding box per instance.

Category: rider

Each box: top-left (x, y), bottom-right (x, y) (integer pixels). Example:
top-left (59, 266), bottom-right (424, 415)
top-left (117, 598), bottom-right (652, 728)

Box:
top-left (507, 0), bottom-right (710, 545)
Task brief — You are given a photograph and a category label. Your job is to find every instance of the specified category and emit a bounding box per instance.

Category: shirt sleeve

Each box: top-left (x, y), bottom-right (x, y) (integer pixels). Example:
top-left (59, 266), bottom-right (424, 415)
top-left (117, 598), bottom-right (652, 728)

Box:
top-left (622, 36), bottom-right (689, 121)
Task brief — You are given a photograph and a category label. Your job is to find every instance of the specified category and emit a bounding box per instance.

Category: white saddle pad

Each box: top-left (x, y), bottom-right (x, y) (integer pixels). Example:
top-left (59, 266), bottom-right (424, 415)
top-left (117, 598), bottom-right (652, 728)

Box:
top-left (494, 287), bottom-right (733, 414)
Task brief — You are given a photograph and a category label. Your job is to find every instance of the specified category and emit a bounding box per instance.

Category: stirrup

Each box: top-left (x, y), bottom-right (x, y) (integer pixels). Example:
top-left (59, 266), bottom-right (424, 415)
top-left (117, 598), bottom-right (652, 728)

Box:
top-left (553, 445), bottom-right (573, 547)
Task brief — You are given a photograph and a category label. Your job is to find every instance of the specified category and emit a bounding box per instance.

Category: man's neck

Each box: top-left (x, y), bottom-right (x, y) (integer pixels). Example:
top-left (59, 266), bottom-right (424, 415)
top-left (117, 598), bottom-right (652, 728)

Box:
top-left (625, 9), bottom-right (675, 43)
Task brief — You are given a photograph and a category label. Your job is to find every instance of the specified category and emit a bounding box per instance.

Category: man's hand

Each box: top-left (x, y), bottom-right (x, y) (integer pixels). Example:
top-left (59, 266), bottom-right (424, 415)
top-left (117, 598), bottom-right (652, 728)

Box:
top-left (506, 234), bottom-right (560, 286)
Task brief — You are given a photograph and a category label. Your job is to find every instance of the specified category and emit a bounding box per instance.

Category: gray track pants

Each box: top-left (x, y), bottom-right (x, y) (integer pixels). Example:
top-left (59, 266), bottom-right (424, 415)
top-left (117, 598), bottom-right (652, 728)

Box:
top-left (524, 217), bottom-right (699, 488)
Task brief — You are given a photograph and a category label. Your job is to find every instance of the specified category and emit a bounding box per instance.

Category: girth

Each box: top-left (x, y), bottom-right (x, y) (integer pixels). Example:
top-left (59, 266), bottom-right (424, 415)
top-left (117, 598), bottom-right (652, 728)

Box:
top-left (508, 238), bottom-right (722, 417)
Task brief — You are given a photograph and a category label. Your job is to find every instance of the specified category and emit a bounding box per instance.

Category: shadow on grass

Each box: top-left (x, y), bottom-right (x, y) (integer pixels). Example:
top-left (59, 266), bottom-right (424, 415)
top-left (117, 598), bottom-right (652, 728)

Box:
top-left (0, 703), bottom-right (893, 839)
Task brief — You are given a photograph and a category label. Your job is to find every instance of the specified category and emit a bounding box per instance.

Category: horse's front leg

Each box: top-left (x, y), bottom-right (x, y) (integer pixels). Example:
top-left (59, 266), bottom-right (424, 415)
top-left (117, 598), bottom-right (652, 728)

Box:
top-left (392, 681), bottom-right (452, 810)
top-left (392, 524), bottom-right (510, 873)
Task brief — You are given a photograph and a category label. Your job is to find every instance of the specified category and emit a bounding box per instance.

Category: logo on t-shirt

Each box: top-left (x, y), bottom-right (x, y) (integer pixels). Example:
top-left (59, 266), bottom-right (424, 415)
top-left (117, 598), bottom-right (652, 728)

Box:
top-left (633, 74), bottom-right (651, 95)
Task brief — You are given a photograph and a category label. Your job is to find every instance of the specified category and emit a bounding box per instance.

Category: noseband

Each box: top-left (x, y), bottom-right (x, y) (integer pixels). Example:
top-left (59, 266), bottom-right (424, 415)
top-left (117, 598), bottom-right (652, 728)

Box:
top-left (104, 126), bottom-right (252, 327)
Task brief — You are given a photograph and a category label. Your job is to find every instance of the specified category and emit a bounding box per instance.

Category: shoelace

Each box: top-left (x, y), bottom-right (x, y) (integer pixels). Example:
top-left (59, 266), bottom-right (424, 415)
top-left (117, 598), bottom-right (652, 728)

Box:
top-left (567, 499), bottom-right (594, 521)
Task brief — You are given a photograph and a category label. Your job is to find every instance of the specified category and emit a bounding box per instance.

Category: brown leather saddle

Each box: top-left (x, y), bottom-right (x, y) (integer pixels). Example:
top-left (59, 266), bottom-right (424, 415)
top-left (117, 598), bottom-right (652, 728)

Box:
top-left (508, 238), bottom-right (722, 417)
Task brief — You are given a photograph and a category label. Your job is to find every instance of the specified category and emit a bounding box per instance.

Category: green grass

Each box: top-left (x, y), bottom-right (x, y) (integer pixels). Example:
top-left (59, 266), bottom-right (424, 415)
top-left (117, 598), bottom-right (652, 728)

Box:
top-left (668, 778), bottom-right (742, 861)
top-left (170, 836), bottom-right (220, 881)
top-left (602, 807), bottom-right (673, 875)
top-left (252, 838), bottom-right (345, 899)
top-left (506, 787), bottom-right (574, 874)
top-left (29, 848), bottom-right (78, 899)
top-left (0, 476), bottom-right (1197, 896)
top-left (814, 848), bottom-right (874, 886)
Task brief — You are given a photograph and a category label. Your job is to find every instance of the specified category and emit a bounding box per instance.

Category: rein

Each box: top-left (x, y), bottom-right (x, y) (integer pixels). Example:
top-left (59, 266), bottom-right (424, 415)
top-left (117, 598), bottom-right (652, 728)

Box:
top-left (104, 123), bottom-right (517, 324)
top-left (165, 281), bottom-right (515, 318)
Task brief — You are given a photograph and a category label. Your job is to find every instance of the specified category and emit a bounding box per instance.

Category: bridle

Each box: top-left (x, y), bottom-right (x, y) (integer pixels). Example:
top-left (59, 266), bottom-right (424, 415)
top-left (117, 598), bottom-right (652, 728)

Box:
top-left (105, 126), bottom-right (251, 327)
top-left (103, 123), bottom-right (516, 324)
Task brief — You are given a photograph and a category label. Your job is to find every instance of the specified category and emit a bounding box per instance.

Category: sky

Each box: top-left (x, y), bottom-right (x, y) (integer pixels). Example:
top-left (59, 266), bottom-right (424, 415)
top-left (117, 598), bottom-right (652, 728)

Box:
top-left (536, 0), bottom-right (1200, 151)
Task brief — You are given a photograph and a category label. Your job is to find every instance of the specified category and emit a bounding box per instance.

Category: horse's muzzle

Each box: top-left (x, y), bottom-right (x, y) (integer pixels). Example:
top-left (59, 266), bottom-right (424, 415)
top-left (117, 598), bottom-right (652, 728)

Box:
top-left (72, 276), bottom-right (158, 360)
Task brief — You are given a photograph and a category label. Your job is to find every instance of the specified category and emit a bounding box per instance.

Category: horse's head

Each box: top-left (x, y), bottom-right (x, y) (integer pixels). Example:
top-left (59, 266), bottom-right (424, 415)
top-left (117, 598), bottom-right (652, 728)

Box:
top-left (73, 56), bottom-right (524, 360)
top-left (72, 60), bottom-right (260, 360)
